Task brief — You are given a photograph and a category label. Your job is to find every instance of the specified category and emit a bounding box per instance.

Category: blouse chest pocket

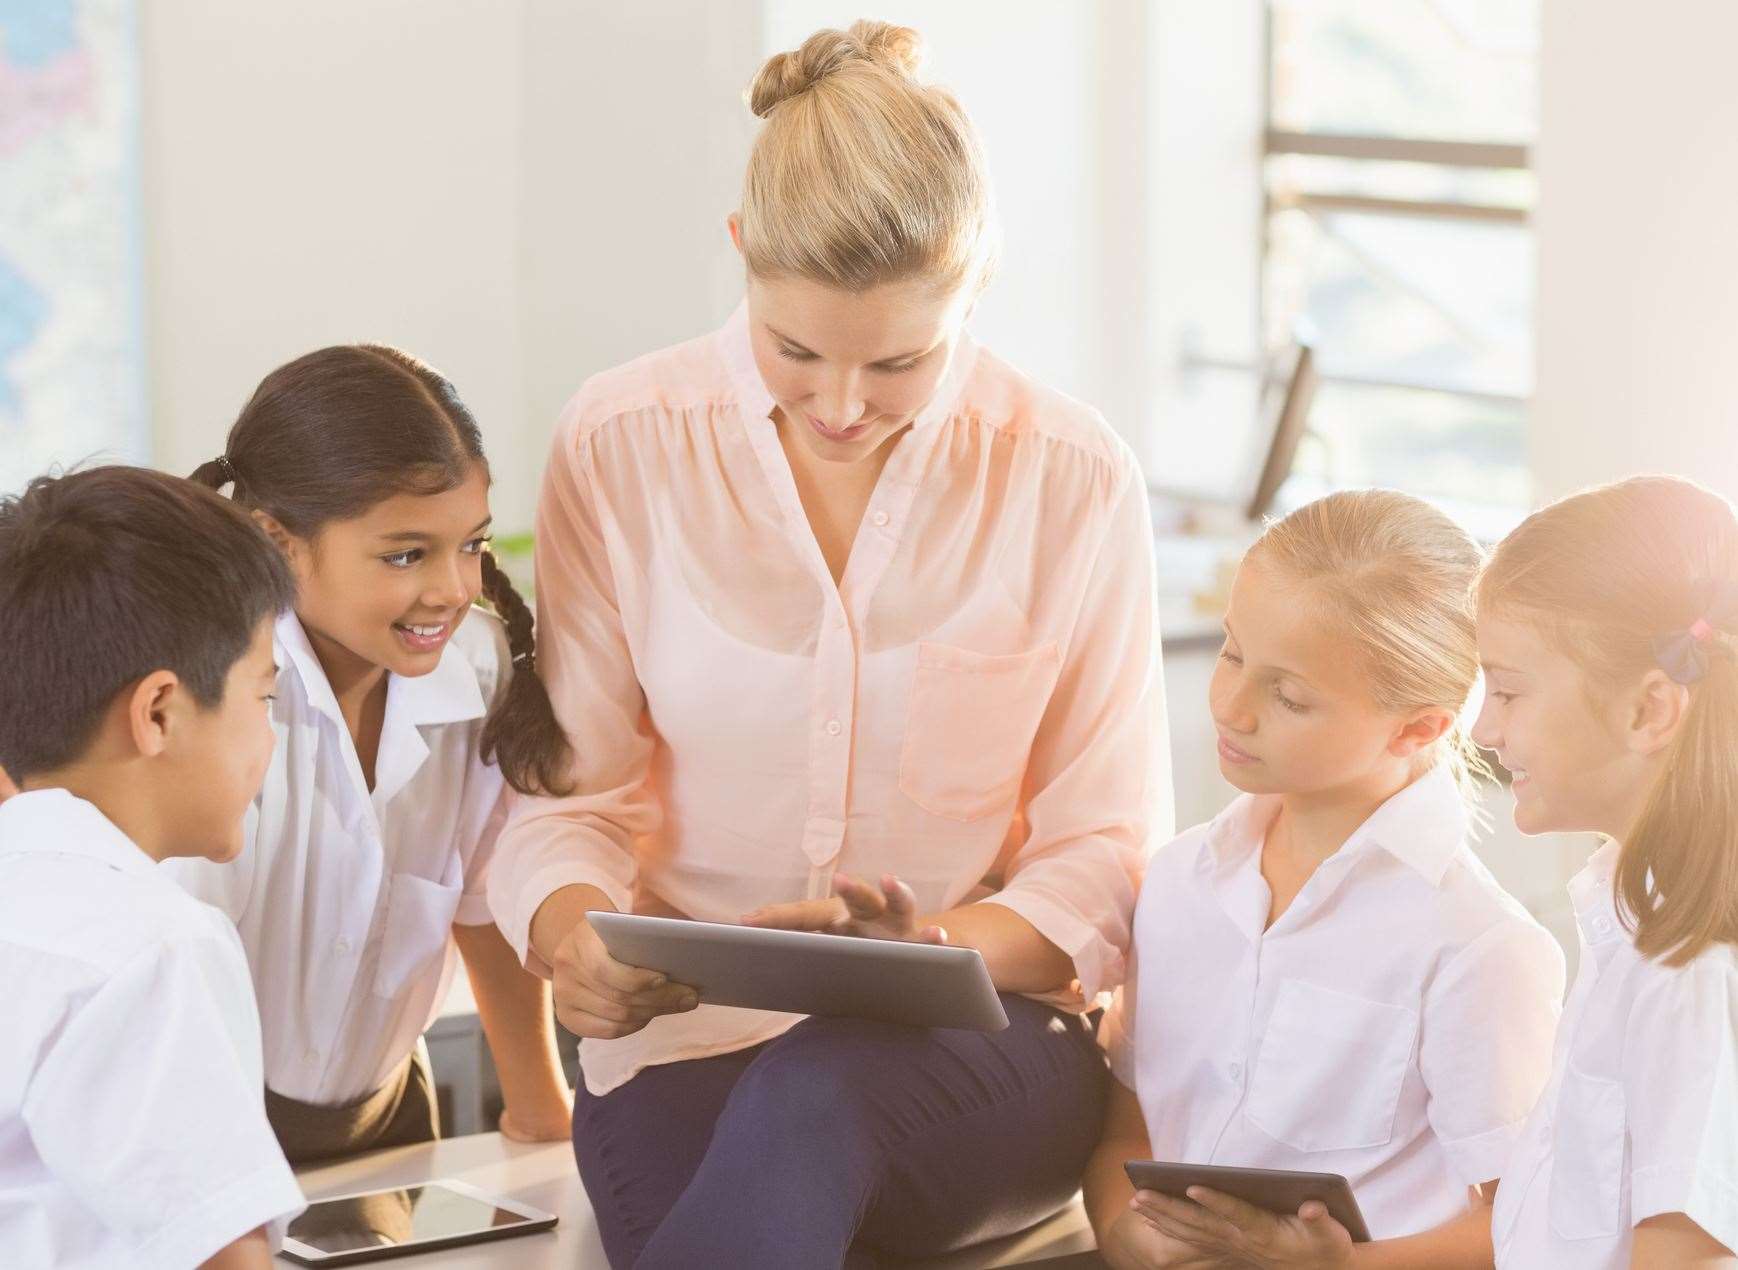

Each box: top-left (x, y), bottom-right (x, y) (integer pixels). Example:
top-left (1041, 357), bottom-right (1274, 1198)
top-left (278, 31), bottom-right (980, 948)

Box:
top-left (372, 870), bottom-right (464, 1001)
top-left (898, 641), bottom-right (1061, 822)
top-left (1547, 1069), bottom-right (1628, 1240)
top-left (1246, 980), bottom-right (1419, 1154)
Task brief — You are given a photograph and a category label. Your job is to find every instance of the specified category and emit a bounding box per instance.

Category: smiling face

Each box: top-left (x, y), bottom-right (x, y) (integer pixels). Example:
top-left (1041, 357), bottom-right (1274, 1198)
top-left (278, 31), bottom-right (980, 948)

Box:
top-left (1471, 609), bottom-right (1655, 838)
top-left (1210, 556), bottom-right (1449, 802)
top-left (744, 270), bottom-right (972, 466)
top-left (278, 463), bottom-right (492, 683)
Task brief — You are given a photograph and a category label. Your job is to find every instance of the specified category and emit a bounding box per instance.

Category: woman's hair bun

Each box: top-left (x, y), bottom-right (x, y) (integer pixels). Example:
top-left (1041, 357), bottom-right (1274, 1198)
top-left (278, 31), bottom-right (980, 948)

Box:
top-left (747, 19), bottom-right (924, 118)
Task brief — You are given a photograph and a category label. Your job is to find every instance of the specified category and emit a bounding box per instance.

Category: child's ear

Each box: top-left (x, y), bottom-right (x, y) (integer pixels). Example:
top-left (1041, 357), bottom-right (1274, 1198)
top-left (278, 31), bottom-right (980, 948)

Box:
top-left (1623, 668), bottom-right (1689, 757)
top-left (250, 510), bottom-right (310, 579)
top-left (1390, 707), bottom-right (1455, 758)
top-left (726, 212), bottom-right (744, 255)
top-left (124, 670), bottom-right (184, 760)
top-left (0, 763), bottom-right (17, 803)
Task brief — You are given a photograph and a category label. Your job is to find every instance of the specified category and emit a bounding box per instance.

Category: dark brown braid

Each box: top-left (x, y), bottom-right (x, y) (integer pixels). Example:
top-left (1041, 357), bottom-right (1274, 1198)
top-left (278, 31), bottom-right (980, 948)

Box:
top-left (479, 550), bottom-right (575, 796)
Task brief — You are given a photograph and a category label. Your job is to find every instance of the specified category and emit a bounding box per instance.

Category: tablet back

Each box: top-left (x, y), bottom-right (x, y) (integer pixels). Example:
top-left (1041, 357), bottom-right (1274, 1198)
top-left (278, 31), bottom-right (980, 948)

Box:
top-left (589, 912), bottom-right (1010, 1032)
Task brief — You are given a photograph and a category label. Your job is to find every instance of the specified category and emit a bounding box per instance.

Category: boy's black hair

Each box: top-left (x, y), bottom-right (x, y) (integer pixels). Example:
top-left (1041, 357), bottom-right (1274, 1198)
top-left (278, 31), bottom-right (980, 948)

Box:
top-left (0, 465), bottom-right (296, 779)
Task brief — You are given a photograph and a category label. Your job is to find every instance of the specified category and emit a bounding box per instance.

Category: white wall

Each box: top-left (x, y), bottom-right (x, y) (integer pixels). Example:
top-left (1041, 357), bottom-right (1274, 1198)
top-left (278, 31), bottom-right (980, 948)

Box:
top-left (141, 1), bottom-right (531, 515)
top-left (1532, 1), bottom-right (1738, 503)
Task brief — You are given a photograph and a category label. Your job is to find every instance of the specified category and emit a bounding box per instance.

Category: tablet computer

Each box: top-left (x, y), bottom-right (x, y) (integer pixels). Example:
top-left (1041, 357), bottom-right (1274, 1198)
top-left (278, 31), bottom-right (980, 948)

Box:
top-left (1124, 1160), bottom-right (1371, 1243)
top-left (588, 911), bottom-right (1009, 1032)
top-left (278, 1179), bottom-right (557, 1265)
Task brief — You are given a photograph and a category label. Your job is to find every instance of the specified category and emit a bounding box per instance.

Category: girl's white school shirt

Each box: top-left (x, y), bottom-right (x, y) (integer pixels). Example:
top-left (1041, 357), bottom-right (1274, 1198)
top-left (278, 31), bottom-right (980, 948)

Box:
top-left (1492, 840), bottom-right (1738, 1266)
top-left (1101, 764), bottom-right (1567, 1238)
top-left (163, 607), bottom-right (511, 1106)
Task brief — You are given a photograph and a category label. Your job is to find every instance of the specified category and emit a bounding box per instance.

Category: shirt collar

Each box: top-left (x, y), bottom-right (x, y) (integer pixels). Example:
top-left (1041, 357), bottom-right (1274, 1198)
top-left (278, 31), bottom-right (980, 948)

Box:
top-left (0, 788), bottom-right (157, 877)
top-left (275, 609), bottom-right (487, 734)
top-left (1201, 762), bottom-right (1469, 888)
top-left (717, 298), bottom-right (980, 433)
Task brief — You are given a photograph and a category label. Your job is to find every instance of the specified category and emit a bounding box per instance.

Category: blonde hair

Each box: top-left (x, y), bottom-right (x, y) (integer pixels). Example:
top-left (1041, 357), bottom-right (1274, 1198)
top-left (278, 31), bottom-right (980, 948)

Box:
top-left (1249, 489), bottom-right (1490, 797)
top-left (1479, 475), bottom-right (1738, 966)
top-left (739, 20), bottom-right (998, 293)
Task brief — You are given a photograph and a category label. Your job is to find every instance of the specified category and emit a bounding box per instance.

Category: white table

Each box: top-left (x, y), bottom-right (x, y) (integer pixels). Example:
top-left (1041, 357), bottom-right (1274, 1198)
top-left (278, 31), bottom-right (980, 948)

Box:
top-left (290, 1132), bottom-right (1097, 1267)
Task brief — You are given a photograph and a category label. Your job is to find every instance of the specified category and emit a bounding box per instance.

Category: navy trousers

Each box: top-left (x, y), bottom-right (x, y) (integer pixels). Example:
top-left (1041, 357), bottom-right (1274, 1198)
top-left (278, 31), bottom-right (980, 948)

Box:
top-left (571, 996), bottom-right (1108, 1269)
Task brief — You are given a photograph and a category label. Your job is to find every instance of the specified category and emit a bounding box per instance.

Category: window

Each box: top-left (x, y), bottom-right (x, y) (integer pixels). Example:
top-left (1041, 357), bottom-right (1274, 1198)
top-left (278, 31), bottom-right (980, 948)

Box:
top-left (1261, 0), bottom-right (1539, 509)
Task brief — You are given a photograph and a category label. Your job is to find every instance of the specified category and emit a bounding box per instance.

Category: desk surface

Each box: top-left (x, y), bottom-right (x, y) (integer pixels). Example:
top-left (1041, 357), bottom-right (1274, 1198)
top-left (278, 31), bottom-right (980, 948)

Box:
top-left (291, 1132), bottom-right (1095, 1268)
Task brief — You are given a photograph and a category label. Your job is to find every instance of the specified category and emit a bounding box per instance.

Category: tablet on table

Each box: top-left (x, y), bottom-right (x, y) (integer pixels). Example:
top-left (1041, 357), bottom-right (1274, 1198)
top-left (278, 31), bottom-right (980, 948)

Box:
top-left (279, 1178), bottom-right (557, 1265)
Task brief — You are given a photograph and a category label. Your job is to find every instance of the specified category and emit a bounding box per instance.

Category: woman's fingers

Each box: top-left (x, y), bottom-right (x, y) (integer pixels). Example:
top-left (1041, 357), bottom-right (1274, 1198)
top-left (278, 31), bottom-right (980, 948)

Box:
top-left (834, 874), bottom-right (890, 923)
top-left (741, 897), bottom-right (850, 930)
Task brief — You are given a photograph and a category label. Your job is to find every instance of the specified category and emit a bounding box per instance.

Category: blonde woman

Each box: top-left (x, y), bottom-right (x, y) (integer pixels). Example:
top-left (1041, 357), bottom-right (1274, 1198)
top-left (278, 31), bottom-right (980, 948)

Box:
top-left (488, 20), bottom-right (1168, 1268)
top-left (1088, 492), bottom-right (1565, 1268)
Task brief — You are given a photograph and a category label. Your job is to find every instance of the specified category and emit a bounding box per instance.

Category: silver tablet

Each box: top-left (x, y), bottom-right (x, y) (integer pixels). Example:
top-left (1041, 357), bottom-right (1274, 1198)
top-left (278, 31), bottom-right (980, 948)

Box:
top-left (588, 911), bottom-right (1010, 1032)
top-left (278, 1178), bottom-right (557, 1265)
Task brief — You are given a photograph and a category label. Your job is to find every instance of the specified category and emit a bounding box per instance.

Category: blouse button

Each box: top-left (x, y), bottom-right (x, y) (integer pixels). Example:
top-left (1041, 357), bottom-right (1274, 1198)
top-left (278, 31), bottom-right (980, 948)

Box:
top-left (871, 510), bottom-right (890, 528)
top-left (825, 719), bottom-right (843, 736)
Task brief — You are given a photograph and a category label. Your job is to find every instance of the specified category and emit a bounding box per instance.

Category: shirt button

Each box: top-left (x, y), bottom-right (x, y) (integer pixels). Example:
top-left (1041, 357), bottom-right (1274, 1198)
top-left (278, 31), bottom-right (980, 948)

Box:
top-left (871, 510), bottom-right (889, 528)
top-left (335, 936), bottom-right (352, 955)
top-left (302, 1048), bottom-right (319, 1066)
top-left (1228, 1060), bottom-right (1243, 1081)
top-left (825, 719), bottom-right (843, 736)
top-left (1592, 916), bottom-right (1612, 935)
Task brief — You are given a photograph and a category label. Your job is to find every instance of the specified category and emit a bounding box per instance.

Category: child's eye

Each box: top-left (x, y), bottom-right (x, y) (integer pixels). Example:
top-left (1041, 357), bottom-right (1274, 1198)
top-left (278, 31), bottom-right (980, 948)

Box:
top-left (1217, 645), bottom-right (1243, 666)
top-left (873, 360), bottom-right (920, 375)
top-left (461, 535), bottom-right (494, 556)
top-left (1487, 690), bottom-right (1516, 705)
top-left (381, 549), bottom-right (422, 568)
top-left (776, 344), bottom-right (816, 362)
top-left (1274, 685), bottom-right (1307, 714)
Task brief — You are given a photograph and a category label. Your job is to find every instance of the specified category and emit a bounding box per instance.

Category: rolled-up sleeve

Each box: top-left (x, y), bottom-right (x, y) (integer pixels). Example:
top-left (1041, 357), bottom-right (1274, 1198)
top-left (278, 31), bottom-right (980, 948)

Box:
top-left (980, 457), bottom-right (1172, 1000)
top-left (486, 408), bottom-right (662, 973)
top-left (1624, 957), bottom-right (1738, 1252)
top-left (1419, 916), bottom-right (1566, 1184)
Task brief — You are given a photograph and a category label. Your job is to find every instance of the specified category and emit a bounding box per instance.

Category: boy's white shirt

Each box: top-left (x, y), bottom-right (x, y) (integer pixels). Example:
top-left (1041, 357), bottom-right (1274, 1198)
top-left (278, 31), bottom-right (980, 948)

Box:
top-left (1101, 763), bottom-right (1567, 1238)
top-left (162, 606), bottom-right (511, 1105)
top-left (1492, 839), bottom-right (1738, 1267)
top-left (0, 788), bottom-right (304, 1268)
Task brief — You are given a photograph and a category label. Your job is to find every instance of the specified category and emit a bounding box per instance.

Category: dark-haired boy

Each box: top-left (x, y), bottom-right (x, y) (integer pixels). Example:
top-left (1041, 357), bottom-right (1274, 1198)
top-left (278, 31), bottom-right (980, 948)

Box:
top-left (0, 466), bottom-right (305, 1268)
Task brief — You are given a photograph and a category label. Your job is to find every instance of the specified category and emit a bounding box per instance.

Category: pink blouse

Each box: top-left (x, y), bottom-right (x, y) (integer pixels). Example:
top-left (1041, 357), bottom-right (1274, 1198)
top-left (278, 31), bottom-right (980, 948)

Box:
top-left (490, 304), bottom-right (1172, 1094)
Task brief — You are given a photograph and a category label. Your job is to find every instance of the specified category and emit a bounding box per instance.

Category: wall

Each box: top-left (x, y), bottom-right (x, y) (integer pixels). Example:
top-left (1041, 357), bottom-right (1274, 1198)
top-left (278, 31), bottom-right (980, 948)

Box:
top-left (1532, 1), bottom-right (1738, 502)
top-left (141, 1), bottom-right (531, 514)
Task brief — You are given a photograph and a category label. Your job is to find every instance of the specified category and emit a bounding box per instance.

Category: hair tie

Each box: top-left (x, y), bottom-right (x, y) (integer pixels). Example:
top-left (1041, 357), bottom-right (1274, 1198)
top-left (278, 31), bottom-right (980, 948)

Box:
top-left (1654, 617), bottom-right (1719, 685)
top-left (214, 455), bottom-right (238, 486)
top-left (511, 650), bottom-right (535, 670)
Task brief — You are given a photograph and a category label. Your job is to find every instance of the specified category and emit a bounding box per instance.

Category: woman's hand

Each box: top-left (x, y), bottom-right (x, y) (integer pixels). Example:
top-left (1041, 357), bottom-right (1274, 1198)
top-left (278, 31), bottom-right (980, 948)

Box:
top-left (742, 873), bottom-right (947, 944)
top-left (1131, 1188), bottom-right (1355, 1270)
top-left (1100, 1209), bottom-right (1233, 1270)
top-left (549, 915), bottom-right (700, 1040)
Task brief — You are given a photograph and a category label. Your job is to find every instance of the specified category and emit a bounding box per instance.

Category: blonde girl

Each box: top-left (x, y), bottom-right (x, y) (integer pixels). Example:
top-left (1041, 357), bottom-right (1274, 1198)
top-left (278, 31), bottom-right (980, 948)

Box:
top-left (1088, 490), bottom-right (1566, 1269)
top-left (1475, 475), bottom-right (1738, 1268)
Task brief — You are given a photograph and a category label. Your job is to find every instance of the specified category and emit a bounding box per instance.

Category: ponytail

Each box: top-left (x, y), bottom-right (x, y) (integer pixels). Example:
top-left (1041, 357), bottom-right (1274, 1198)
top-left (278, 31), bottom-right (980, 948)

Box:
top-left (1619, 616), bottom-right (1738, 966)
top-left (479, 551), bottom-right (575, 797)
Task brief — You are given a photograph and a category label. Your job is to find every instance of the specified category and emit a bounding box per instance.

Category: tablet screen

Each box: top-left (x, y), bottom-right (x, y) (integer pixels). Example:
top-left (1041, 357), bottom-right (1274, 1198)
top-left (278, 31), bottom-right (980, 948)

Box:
top-left (287, 1181), bottom-right (537, 1254)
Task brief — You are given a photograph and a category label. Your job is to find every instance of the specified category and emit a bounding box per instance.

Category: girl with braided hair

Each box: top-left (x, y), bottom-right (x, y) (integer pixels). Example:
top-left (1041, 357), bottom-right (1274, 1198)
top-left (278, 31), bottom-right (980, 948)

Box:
top-left (168, 344), bottom-right (575, 1164)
